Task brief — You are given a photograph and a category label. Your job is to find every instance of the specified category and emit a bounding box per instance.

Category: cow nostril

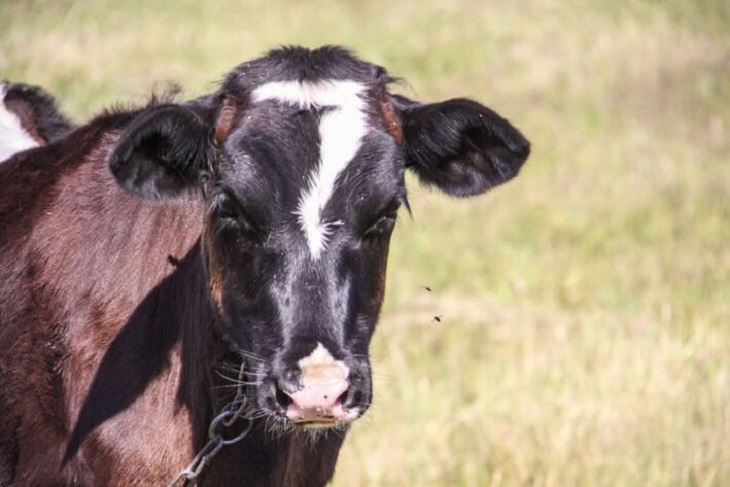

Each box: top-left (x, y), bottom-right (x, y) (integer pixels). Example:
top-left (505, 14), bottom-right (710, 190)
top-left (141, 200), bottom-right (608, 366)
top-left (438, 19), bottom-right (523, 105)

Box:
top-left (336, 390), bottom-right (349, 406)
top-left (274, 383), bottom-right (293, 410)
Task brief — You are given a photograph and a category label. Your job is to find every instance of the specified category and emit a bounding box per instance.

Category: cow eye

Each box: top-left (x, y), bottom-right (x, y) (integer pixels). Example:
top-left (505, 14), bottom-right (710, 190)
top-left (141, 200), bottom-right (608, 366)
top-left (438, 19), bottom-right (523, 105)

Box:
top-left (363, 213), bottom-right (397, 238)
top-left (214, 193), bottom-right (257, 235)
top-left (363, 206), bottom-right (399, 239)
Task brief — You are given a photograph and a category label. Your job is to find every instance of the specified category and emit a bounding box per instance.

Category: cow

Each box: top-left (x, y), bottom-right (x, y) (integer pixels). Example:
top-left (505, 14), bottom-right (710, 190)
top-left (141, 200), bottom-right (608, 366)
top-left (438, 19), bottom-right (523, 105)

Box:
top-left (0, 45), bottom-right (530, 486)
top-left (0, 81), bottom-right (74, 162)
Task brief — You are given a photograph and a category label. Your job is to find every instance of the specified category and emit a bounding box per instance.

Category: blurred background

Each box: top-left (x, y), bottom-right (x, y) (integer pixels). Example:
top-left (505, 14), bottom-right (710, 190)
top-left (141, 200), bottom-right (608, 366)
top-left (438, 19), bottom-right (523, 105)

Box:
top-left (2, 0), bottom-right (728, 484)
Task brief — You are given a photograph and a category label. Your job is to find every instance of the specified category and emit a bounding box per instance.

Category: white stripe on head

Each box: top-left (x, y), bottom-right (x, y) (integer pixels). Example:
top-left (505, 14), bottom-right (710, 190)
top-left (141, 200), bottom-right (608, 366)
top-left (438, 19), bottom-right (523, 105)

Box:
top-left (0, 84), bottom-right (40, 163)
top-left (252, 80), bottom-right (368, 259)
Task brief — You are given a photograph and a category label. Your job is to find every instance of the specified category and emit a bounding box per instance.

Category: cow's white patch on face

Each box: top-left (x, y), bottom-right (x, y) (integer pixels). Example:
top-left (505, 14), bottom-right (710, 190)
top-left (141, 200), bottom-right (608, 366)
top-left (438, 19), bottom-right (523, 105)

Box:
top-left (298, 342), bottom-right (350, 380)
top-left (0, 84), bottom-right (40, 163)
top-left (252, 80), bottom-right (367, 259)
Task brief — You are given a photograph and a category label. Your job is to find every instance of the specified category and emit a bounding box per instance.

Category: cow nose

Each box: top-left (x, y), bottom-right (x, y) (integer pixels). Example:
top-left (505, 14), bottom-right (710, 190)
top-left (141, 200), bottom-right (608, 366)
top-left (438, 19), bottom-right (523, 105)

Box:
top-left (278, 376), bottom-right (350, 423)
top-left (275, 343), bottom-right (353, 424)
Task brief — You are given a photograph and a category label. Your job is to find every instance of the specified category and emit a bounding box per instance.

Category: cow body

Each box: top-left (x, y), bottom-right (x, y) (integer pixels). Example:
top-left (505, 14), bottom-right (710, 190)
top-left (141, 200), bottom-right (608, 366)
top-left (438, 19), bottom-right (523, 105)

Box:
top-left (0, 46), bottom-right (529, 486)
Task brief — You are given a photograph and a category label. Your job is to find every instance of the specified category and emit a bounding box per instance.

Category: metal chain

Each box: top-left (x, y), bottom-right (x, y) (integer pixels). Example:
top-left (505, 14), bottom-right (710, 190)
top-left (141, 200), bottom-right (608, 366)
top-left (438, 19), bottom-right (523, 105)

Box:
top-left (167, 359), bottom-right (253, 487)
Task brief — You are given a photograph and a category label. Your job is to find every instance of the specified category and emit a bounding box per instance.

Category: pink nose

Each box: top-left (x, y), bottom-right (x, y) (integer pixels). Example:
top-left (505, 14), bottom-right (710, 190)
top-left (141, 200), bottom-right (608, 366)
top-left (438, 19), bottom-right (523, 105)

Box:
top-left (283, 377), bottom-right (350, 423)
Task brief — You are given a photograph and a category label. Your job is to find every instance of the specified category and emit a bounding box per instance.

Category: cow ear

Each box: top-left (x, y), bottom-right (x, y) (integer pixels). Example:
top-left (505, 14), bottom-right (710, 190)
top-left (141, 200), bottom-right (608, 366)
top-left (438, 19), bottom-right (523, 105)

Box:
top-left (394, 96), bottom-right (530, 197)
top-left (109, 104), bottom-right (211, 200)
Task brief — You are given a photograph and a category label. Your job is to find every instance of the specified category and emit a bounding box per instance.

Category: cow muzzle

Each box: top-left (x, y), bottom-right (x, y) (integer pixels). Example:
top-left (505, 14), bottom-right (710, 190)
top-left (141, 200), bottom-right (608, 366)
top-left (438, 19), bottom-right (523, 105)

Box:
top-left (268, 343), bottom-right (367, 427)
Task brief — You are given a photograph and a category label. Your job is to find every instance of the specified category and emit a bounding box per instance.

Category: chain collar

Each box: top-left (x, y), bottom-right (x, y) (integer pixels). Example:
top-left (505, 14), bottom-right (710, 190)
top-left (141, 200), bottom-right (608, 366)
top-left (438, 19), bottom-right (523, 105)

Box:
top-left (167, 359), bottom-right (253, 487)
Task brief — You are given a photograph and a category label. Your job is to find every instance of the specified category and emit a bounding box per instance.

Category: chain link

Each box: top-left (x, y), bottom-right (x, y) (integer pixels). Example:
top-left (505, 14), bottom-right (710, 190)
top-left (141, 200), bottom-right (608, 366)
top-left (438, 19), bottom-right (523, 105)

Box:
top-left (167, 359), bottom-right (253, 487)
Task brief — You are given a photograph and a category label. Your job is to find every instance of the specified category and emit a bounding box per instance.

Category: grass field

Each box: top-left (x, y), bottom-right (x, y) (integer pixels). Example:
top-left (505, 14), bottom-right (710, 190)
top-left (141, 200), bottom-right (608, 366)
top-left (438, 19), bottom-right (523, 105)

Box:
top-left (2, 0), bottom-right (729, 485)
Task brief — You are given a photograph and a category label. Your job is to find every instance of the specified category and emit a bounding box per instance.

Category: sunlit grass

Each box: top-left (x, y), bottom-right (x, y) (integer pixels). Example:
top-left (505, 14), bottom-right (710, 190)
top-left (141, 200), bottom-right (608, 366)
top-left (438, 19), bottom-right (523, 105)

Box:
top-left (3, 0), bottom-right (728, 484)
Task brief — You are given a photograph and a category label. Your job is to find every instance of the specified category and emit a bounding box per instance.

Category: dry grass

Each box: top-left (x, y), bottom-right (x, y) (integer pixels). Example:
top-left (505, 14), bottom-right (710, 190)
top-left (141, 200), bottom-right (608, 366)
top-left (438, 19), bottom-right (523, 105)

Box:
top-left (2, 0), bottom-right (729, 485)
top-left (341, 294), bottom-right (729, 485)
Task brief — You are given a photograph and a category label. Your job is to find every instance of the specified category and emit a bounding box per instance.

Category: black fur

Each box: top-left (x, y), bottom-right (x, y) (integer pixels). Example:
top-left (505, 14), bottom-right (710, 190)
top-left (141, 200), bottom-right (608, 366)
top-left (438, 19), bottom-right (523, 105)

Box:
top-left (394, 96), bottom-right (531, 196)
top-left (109, 104), bottom-right (212, 200)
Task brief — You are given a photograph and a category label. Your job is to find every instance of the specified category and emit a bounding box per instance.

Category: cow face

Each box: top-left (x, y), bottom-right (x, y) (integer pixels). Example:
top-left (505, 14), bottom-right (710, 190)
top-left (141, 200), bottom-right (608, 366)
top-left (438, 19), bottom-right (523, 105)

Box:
top-left (109, 46), bottom-right (529, 430)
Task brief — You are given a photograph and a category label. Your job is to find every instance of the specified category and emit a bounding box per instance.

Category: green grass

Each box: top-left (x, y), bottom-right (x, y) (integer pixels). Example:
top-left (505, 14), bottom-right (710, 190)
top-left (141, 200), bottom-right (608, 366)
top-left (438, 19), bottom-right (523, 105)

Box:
top-left (3, 0), bottom-right (729, 484)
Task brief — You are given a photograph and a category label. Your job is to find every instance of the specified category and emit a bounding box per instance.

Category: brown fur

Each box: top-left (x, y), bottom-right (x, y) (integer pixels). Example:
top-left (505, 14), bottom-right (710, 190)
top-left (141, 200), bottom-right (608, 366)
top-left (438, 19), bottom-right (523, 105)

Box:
top-left (380, 95), bottom-right (403, 144)
top-left (214, 95), bottom-right (241, 145)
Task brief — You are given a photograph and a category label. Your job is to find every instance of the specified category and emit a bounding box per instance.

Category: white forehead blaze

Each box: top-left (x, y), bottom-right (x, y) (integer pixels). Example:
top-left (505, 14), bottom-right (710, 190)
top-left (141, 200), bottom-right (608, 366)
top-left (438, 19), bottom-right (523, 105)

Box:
top-left (252, 80), bottom-right (368, 259)
top-left (0, 84), bottom-right (40, 163)
top-left (298, 342), bottom-right (350, 380)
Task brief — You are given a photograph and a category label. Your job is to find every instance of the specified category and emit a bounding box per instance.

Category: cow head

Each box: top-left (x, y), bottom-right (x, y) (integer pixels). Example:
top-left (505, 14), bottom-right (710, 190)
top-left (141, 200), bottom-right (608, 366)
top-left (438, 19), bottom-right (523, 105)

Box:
top-left (109, 46), bottom-right (529, 430)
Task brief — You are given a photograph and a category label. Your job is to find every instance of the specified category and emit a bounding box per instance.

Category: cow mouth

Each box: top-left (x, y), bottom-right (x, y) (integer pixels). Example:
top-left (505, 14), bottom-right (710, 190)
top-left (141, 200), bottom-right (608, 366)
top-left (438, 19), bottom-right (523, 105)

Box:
top-left (287, 407), bottom-right (361, 431)
top-left (293, 418), bottom-right (345, 429)
top-left (265, 387), bottom-right (359, 429)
